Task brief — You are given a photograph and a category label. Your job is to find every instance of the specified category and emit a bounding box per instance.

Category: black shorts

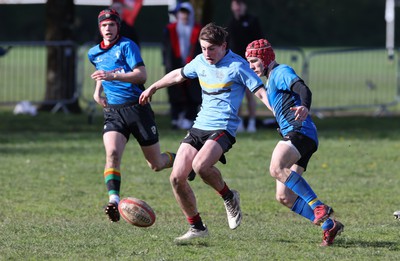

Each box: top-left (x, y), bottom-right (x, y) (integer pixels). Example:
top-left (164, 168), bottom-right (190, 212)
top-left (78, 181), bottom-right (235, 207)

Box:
top-left (182, 128), bottom-right (236, 164)
top-left (282, 131), bottom-right (318, 170)
top-left (103, 102), bottom-right (159, 146)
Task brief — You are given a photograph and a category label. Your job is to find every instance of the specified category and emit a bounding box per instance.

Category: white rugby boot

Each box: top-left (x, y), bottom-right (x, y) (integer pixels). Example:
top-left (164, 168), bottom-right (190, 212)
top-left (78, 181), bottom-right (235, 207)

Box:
top-left (224, 190), bottom-right (242, 229)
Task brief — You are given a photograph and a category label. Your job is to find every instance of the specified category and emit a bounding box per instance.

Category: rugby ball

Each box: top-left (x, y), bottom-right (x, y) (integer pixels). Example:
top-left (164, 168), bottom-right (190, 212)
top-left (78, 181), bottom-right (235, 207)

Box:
top-left (118, 197), bottom-right (156, 227)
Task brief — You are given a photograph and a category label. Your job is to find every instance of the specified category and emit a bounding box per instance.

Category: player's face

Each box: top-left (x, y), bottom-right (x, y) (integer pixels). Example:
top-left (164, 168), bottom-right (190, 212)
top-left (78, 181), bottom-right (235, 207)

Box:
top-left (200, 40), bottom-right (227, 65)
top-left (100, 20), bottom-right (118, 42)
top-left (247, 57), bottom-right (264, 77)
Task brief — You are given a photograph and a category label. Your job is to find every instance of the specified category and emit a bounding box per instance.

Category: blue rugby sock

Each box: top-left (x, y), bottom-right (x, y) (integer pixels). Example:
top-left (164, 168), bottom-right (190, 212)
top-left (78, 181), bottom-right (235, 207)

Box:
top-left (321, 218), bottom-right (334, 230)
top-left (291, 197), bottom-right (315, 222)
top-left (284, 171), bottom-right (322, 209)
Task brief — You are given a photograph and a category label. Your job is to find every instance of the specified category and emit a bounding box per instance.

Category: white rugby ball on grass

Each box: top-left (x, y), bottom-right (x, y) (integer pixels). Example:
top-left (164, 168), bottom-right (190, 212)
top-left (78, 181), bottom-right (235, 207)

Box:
top-left (118, 197), bottom-right (156, 227)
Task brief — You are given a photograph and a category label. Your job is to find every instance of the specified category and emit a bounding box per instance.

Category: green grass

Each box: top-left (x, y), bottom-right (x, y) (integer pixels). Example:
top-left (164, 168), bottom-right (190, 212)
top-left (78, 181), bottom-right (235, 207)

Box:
top-left (1, 111), bottom-right (400, 260)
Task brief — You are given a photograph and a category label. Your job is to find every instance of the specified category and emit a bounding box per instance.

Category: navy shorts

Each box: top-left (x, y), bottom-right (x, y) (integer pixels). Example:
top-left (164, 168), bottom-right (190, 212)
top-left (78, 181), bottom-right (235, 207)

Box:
top-left (282, 131), bottom-right (318, 170)
top-left (103, 102), bottom-right (159, 146)
top-left (182, 128), bottom-right (236, 164)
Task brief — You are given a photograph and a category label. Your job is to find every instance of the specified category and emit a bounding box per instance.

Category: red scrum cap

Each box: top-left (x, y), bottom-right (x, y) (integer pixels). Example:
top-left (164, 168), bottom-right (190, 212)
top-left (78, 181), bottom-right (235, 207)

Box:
top-left (245, 39), bottom-right (275, 68)
top-left (98, 8), bottom-right (121, 27)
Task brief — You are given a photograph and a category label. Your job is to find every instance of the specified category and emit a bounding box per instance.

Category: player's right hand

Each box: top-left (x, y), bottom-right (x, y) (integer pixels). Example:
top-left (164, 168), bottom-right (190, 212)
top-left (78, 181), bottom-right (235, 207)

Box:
top-left (139, 86), bottom-right (157, 105)
top-left (94, 95), bottom-right (107, 107)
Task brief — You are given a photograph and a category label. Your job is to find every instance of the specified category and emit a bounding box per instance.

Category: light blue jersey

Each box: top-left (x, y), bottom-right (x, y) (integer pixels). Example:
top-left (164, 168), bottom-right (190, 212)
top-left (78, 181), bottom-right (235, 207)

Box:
top-left (266, 64), bottom-right (318, 144)
top-left (183, 50), bottom-right (264, 137)
top-left (88, 36), bottom-right (145, 105)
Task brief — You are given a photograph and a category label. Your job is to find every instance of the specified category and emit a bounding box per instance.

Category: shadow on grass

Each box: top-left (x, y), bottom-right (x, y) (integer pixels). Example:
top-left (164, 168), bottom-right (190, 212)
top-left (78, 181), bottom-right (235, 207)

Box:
top-left (337, 239), bottom-right (399, 250)
top-left (174, 240), bottom-right (210, 247)
top-left (274, 237), bottom-right (399, 250)
top-left (2, 112), bottom-right (400, 140)
top-left (313, 116), bottom-right (400, 140)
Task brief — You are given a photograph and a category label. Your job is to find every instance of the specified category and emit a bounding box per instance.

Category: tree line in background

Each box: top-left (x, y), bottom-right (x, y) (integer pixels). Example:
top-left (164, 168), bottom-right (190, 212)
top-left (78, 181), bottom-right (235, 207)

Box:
top-left (1, 0), bottom-right (395, 47)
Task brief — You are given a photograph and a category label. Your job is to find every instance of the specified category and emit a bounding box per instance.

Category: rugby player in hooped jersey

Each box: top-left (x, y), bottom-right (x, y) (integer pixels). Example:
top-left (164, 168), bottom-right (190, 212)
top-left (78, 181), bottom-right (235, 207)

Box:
top-left (88, 9), bottom-right (176, 223)
top-left (245, 38), bottom-right (344, 246)
top-left (139, 23), bottom-right (271, 243)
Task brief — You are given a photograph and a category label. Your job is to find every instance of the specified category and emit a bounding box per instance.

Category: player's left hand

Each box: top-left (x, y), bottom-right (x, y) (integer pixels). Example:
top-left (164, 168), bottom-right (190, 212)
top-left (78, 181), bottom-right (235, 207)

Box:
top-left (91, 70), bottom-right (113, 81)
top-left (290, 106), bottom-right (309, 121)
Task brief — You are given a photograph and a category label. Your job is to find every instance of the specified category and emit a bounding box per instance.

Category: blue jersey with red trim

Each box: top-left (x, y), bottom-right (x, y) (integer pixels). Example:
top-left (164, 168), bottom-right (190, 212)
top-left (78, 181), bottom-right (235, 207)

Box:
top-left (266, 64), bottom-right (318, 144)
top-left (88, 36), bottom-right (144, 105)
top-left (183, 50), bottom-right (264, 137)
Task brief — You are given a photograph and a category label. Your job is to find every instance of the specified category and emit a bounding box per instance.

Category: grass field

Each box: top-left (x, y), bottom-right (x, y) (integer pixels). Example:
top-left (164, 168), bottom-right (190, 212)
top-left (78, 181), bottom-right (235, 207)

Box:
top-left (1, 111), bottom-right (400, 260)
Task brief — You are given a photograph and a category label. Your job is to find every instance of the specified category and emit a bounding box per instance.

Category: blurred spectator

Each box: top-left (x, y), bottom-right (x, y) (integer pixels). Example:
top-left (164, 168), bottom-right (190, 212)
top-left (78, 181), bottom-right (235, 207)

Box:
top-left (162, 2), bottom-right (202, 130)
top-left (227, 0), bottom-right (263, 133)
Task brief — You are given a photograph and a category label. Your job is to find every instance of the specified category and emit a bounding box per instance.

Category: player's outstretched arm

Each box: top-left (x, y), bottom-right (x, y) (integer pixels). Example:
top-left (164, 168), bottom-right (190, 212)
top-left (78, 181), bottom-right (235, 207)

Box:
top-left (139, 85), bottom-right (157, 105)
top-left (254, 87), bottom-right (272, 111)
top-left (139, 68), bottom-right (186, 105)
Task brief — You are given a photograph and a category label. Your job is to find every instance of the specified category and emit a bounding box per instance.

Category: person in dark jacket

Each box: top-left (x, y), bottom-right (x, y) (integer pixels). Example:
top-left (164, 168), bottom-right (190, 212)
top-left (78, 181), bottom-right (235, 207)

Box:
top-left (227, 0), bottom-right (263, 132)
top-left (163, 2), bottom-right (202, 130)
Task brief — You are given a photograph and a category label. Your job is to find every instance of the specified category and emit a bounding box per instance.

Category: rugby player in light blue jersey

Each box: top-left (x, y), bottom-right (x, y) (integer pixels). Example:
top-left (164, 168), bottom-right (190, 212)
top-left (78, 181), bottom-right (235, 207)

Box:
top-left (88, 8), bottom-right (176, 223)
top-left (245, 38), bottom-right (344, 246)
top-left (139, 23), bottom-right (270, 243)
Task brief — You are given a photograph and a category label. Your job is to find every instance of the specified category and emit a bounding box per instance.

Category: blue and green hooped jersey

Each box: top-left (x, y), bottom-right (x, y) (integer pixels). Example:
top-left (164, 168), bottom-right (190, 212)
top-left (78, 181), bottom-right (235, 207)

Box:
top-left (88, 36), bottom-right (144, 105)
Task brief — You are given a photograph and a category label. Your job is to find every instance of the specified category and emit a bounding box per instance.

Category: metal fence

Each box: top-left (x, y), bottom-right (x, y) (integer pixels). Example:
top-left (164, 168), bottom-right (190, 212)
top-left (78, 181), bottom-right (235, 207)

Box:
top-left (0, 41), bottom-right (399, 116)
top-left (303, 47), bottom-right (400, 116)
top-left (0, 41), bottom-right (80, 113)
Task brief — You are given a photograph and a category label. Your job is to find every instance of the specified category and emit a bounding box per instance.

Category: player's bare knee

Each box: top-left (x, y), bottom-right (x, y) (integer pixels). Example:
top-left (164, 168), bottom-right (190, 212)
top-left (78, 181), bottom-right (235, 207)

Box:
top-left (169, 175), bottom-right (178, 187)
top-left (169, 173), bottom-right (185, 188)
top-left (269, 165), bottom-right (283, 179)
top-left (192, 160), bottom-right (203, 176)
top-left (275, 193), bottom-right (291, 207)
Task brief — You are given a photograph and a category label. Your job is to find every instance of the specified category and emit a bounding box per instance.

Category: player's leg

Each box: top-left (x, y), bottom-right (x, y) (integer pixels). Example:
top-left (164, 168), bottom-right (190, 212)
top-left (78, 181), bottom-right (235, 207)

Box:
top-left (274, 156), bottom-right (343, 246)
top-left (194, 138), bottom-right (242, 230)
top-left (270, 140), bottom-right (332, 225)
top-left (276, 165), bottom-right (315, 222)
top-left (171, 143), bottom-right (208, 242)
top-left (128, 103), bottom-right (175, 171)
top-left (103, 131), bottom-right (127, 222)
top-left (275, 164), bottom-right (304, 206)
top-left (141, 142), bottom-right (175, 171)
top-left (170, 143), bottom-right (199, 216)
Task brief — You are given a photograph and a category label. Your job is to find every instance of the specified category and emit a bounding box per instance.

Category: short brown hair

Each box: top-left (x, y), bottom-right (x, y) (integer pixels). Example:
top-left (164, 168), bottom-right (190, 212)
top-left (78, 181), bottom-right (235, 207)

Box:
top-left (199, 23), bottom-right (228, 46)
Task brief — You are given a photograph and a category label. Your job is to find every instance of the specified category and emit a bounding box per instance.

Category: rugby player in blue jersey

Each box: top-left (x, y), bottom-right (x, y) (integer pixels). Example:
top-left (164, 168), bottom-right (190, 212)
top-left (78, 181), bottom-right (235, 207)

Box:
top-left (139, 23), bottom-right (270, 243)
top-left (88, 9), bottom-right (176, 223)
top-left (245, 38), bottom-right (344, 246)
